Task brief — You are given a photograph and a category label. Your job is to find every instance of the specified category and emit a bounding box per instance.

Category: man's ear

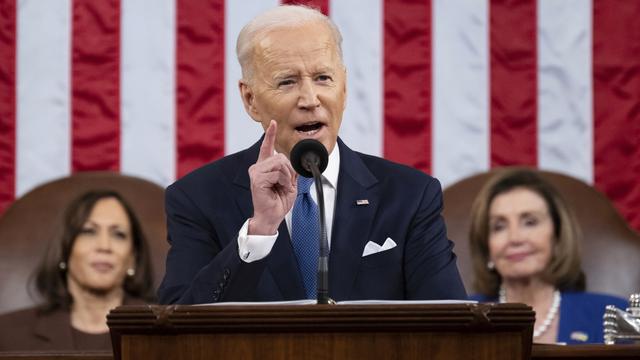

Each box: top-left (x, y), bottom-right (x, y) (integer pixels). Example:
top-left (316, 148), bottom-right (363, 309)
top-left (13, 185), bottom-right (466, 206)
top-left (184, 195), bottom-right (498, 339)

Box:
top-left (239, 80), bottom-right (261, 122)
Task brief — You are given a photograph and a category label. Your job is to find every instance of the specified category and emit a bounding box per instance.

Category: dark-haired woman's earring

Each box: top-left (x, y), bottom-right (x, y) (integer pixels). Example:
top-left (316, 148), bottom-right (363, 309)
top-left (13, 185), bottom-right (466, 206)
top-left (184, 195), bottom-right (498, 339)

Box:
top-left (126, 268), bottom-right (135, 277)
top-left (58, 261), bottom-right (67, 270)
top-left (487, 260), bottom-right (495, 270)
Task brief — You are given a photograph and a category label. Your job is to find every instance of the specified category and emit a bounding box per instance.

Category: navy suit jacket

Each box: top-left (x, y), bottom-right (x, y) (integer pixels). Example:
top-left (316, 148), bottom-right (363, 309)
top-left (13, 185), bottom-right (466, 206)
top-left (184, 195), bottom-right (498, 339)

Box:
top-left (158, 138), bottom-right (466, 304)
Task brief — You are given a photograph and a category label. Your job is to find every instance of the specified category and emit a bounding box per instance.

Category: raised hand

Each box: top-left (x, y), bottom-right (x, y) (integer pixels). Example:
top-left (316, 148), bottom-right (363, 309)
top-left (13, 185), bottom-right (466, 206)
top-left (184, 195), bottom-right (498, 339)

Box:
top-left (247, 120), bottom-right (297, 235)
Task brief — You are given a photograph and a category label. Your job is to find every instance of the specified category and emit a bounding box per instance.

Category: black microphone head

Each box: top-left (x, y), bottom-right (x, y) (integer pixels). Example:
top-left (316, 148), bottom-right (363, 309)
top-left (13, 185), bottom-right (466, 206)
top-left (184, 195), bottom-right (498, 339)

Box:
top-left (290, 139), bottom-right (329, 178)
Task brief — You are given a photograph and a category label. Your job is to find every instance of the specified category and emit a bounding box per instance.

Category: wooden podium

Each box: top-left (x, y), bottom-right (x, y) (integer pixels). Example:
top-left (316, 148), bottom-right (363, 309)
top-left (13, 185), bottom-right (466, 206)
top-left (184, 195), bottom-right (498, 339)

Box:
top-left (107, 303), bottom-right (534, 360)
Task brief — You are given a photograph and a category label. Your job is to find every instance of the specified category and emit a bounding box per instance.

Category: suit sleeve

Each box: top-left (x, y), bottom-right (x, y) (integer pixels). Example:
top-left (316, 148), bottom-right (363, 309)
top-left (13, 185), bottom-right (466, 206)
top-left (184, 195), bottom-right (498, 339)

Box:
top-left (157, 184), bottom-right (268, 304)
top-left (404, 177), bottom-right (467, 300)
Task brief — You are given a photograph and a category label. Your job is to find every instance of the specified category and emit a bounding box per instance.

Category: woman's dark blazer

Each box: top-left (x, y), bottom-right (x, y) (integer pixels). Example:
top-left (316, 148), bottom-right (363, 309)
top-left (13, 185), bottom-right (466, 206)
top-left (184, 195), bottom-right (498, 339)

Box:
top-left (0, 298), bottom-right (144, 352)
top-left (0, 305), bottom-right (110, 351)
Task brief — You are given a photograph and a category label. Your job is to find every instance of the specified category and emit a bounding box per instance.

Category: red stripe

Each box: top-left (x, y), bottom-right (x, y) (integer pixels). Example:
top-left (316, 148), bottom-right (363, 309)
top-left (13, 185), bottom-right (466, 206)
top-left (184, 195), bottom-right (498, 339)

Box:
top-left (71, 0), bottom-right (121, 172)
top-left (383, 0), bottom-right (432, 174)
top-left (593, 0), bottom-right (640, 233)
top-left (489, 0), bottom-right (537, 167)
top-left (281, 0), bottom-right (329, 15)
top-left (176, 0), bottom-right (225, 179)
top-left (0, 0), bottom-right (16, 215)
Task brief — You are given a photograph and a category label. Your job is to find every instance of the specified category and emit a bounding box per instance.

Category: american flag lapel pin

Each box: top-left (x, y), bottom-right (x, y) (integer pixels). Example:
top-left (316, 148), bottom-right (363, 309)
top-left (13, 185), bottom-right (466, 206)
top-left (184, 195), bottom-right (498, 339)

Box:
top-left (356, 199), bottom-right (369, 206)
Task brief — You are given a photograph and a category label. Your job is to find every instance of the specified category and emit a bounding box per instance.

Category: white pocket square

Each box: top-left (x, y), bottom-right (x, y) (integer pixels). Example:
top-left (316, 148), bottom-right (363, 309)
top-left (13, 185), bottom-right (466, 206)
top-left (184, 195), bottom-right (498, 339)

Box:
top-left (362, 237), bottom-right (397, 257)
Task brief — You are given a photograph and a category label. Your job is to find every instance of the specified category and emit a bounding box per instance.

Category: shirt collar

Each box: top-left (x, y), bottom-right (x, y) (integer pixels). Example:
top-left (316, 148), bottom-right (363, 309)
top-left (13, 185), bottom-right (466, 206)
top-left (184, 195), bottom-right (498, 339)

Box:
top-left (322, 142), bottom-right (340, 189)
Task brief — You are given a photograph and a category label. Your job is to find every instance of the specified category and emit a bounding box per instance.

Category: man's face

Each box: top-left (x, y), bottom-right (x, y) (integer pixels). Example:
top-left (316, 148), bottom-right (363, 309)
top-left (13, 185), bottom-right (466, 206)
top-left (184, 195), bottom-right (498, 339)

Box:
top-left (240, 21), bottom-right (347, 156)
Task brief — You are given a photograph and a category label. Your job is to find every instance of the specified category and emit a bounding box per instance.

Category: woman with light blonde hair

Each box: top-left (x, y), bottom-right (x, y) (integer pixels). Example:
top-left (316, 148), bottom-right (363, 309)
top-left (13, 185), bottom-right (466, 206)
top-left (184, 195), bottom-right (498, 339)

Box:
top-left (468, 168), bottom-right (626, 344)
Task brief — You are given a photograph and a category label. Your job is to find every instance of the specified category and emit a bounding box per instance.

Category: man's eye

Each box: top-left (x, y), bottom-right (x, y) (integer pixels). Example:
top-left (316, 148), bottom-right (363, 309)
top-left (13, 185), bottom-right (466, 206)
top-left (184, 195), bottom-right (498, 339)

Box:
top-left (316, 75), bottom-right (332, 82)
top-left (278, 79), bottom-right (295, 87)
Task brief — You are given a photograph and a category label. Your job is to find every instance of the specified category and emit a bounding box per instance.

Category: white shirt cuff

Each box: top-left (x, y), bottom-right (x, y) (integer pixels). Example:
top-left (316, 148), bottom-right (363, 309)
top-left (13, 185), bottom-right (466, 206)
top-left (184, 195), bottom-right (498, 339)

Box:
top-left (237, 219), bottom-right (278, 263)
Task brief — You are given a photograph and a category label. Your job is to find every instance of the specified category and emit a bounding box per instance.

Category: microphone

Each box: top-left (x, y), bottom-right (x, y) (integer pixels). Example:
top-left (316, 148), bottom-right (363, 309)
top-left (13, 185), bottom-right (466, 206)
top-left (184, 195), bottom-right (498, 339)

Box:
top-left (290, 139), bottom-right (331, 304)
top-left (290, 139), bottom-right (329, 178)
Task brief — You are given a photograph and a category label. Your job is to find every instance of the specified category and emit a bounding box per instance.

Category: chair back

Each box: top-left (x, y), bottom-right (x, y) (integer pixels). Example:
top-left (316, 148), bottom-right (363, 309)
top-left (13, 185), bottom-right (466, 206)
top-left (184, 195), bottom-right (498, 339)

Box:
top-left (443, 169), bottom-right (640, 298)
top-left (0, 172), bottom-right (167, 314)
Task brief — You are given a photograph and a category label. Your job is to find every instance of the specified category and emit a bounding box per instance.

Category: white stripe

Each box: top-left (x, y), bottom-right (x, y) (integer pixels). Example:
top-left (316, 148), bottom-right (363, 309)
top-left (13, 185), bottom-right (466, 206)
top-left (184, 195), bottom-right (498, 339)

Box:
top-left (432, 0), bottom-right (490, 188)
top-left (16, 0), bottom-right (71, 196)
top-left (121, 0), bottom-right (176, 187)
top-left (224, 0), bottom-right (279, 155)
top-left (330, 0), bottom-right (383, 157)
top-left (537, 0), bottom-right (593, 184)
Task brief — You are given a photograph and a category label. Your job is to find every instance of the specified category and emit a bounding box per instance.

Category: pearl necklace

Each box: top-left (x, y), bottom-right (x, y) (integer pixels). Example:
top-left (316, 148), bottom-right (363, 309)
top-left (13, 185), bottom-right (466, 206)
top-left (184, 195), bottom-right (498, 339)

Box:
top-left (499, 286), bottom-right (561, 338)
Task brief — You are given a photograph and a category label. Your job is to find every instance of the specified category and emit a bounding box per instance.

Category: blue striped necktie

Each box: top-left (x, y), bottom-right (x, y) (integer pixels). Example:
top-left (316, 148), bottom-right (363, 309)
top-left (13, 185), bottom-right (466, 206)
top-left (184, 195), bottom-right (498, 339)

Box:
top-left (291, 176), bottom-right (320, 299)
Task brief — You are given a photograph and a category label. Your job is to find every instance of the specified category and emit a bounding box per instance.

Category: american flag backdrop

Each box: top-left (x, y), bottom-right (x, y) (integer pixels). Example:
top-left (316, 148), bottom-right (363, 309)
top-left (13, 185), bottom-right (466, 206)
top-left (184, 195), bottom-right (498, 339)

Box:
top-left (0, 0), bottom-right (639, 231)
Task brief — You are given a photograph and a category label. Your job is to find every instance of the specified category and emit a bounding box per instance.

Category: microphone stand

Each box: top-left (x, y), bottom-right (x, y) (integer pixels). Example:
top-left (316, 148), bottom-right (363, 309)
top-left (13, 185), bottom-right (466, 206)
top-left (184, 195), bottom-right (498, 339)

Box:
top-left (306, 160), bottom-right (331, 304)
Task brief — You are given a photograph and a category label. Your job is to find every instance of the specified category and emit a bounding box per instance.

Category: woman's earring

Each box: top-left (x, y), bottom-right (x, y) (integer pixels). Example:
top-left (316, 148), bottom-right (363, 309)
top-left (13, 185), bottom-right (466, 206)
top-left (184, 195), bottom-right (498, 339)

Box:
top-left (126, 268), bottom-right (136, 277)
top-left (487, 260), bottom-right (495, 270)
top-left (58, 261), bottom-right (67, 270)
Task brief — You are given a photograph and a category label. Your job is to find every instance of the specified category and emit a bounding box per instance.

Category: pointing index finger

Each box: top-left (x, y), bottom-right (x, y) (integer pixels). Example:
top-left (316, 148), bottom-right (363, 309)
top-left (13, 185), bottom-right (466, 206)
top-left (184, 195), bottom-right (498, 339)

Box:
top-left (258, 120), bottom-right (277, 162)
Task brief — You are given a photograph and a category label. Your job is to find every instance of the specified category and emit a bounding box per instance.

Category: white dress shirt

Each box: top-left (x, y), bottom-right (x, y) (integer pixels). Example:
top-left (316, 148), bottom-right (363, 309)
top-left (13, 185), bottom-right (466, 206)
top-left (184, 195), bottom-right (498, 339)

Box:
top-left (237, 145), bottom-right (340, 262)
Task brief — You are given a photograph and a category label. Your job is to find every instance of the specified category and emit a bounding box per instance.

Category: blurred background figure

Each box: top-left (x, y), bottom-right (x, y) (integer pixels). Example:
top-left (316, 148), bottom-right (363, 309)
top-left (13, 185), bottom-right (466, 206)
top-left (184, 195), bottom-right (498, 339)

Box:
top-left (467, 168), bottom-right (627, 344)
top-left (0, 190), bottom-right (155, 351)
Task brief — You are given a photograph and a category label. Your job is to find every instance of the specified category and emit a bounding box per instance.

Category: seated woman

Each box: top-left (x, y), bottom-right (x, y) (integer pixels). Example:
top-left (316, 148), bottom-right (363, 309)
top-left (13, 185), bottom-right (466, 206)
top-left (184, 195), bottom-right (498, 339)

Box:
top-left (0, 190), bottom-right (155, 351)
top-left (468, 168), bottom-right (627, 344)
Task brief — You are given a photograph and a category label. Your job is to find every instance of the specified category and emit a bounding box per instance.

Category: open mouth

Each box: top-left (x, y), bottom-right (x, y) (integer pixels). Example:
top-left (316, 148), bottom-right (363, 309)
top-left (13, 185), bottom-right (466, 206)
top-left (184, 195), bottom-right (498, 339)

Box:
top-left (295, 122), bottom-right (324, 135)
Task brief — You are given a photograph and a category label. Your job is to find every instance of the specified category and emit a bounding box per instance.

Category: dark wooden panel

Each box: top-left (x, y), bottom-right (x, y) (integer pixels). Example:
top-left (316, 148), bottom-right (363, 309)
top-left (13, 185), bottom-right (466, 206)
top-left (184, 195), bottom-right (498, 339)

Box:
top-left (108, 303), bottom-right (535, 360)
top-left (118, 332), bottom-right (523, 360)
top-left (0, 352), bottom-right (112, 360)
top-left (532, 344), bottom-right (640, 360)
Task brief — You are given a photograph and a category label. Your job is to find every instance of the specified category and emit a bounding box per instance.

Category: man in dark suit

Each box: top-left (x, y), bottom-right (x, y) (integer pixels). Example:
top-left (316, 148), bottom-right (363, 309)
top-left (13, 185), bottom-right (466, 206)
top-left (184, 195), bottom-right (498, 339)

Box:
top-left (158, 5), bottom-right (466, 304)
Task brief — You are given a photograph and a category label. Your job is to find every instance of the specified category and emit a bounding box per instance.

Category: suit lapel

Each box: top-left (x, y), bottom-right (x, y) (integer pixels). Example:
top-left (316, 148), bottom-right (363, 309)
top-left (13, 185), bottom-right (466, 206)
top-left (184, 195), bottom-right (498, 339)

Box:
top-left (33, 308), bottom-right (74, 348)
top-left (329, 139), bottom-right (379, 301)
top-left (232, 138), bottom-right (305, 300)
top-left (231, 140), bottom-right (258, 219)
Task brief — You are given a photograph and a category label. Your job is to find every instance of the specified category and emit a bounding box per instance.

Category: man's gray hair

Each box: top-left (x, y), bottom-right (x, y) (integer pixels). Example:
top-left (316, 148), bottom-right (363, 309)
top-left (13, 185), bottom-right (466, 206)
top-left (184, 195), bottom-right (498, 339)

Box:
top-left (236, 5), bottom-right (344, 82)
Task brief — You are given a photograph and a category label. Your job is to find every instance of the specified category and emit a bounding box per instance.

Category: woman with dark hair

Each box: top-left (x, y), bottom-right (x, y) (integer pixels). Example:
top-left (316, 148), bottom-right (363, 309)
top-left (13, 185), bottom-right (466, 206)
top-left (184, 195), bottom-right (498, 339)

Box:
top-left (468, 168), bottom-right (626, 344)
top-left (0, 190), bottom-right (155, 351)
